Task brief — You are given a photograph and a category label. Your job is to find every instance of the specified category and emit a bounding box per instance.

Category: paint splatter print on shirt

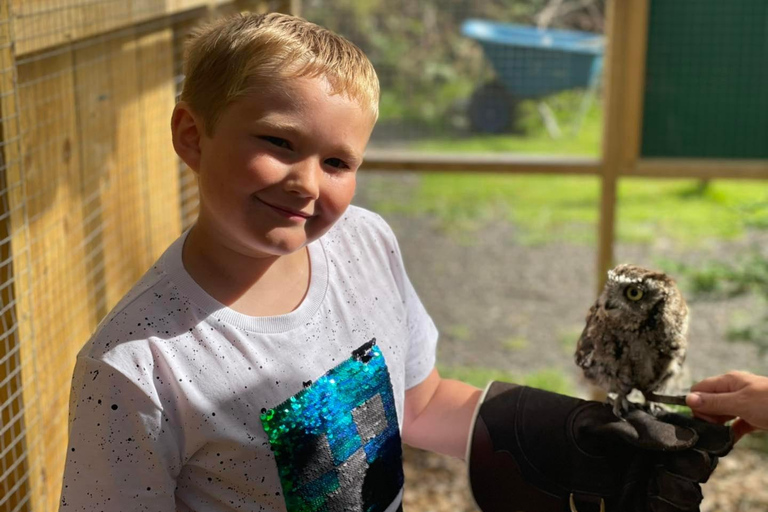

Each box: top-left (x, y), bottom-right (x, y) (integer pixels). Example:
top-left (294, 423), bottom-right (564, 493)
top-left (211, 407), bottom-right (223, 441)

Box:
top-left (59, 206), bottom-right (436, 512)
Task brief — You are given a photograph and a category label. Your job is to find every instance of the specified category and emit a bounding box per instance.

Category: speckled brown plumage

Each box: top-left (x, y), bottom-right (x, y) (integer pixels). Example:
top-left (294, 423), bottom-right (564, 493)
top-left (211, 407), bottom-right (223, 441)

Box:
top-left (575, 264), bottom-right (688, 416)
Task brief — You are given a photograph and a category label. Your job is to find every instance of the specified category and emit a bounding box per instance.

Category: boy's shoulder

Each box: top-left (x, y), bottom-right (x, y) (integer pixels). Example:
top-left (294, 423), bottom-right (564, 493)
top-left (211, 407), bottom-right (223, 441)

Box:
top-left (326, 204), bottom-right (396, 245)
top-left (78, 235), bottom-right (186, 361)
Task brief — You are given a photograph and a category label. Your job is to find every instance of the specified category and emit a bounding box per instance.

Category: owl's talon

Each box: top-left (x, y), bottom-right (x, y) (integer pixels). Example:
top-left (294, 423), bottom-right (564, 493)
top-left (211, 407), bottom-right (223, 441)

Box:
top-left (610, 395), bottom-right (630, 419)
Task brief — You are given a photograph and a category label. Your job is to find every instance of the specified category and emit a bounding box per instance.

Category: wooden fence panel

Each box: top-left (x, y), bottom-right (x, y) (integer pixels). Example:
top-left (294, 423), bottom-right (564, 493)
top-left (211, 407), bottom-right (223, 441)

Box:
top-left (14, 47), bottom-right (91, 512)
top-left (12, 0), bottom-right (232, 57)
top-left (0, 1), bottom-right (279, 509)
top-left (138, 28), bottom-right (182, 259)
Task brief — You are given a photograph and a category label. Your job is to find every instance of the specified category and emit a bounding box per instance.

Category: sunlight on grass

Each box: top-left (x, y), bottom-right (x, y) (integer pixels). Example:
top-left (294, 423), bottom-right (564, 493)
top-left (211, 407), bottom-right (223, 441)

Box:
top-left (370, 176), bottom-right (768, 247)
top-left (414, 92), bottom-right (603, 157)
top-left (415, 131), bottom-right (600, 156)
top-left (367, 88), bottom-right (768, 247)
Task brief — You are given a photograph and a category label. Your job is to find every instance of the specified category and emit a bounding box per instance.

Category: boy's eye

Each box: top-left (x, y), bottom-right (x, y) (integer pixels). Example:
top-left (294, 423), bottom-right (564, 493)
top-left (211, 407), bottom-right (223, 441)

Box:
top-left (324, 158), bottom-right (348, 170)
top-left (261, 136), bottom-right (291, 149)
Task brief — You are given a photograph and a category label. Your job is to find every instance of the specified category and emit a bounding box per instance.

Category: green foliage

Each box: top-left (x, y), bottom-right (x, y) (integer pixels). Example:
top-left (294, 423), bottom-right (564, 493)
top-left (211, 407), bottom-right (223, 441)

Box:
top-left (444, 324), bottom-right (472, 342)
top-left (303, 1), bottom-right (603, 127)
top-left (558, 327), bottom-right (583, 353)
top-left (667, 252), bottom-right (768, 297)
top-left (522, 369), bottom-right (575, 396)
top-left (369, 173), bottom-right (768, 247)
top-left (502, 337), bottom-right (530, 351)
top-left (437, 365), bottom-right (517, 389)
top-left (668, 250), bottom-right (768, 354)
top-left (413, 88), bottom-right (604, 154)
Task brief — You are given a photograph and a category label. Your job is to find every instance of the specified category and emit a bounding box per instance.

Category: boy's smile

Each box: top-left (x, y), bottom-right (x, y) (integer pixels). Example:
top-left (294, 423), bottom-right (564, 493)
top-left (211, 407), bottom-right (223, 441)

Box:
top-left (173, 75), bottom-right (375, 263)
top-left (255, 197), bottom-right (314, 221)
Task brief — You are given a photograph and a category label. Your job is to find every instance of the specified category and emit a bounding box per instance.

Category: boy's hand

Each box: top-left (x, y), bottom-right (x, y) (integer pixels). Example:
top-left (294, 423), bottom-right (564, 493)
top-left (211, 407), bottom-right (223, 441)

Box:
top-left (468, 383), bottom-right (734, 512)
top-left (687, 371), bottom-right (768, 440)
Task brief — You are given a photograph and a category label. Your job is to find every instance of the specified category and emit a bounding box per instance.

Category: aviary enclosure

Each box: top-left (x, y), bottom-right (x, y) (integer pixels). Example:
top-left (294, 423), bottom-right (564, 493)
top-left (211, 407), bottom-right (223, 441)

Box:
top-left (0, 0), bottom-right (766, 510)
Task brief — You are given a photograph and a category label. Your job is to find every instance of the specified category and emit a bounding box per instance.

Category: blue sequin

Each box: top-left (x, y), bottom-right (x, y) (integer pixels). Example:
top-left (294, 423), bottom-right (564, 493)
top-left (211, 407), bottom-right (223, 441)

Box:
top-left (261, 341), bottom-right (403, 512)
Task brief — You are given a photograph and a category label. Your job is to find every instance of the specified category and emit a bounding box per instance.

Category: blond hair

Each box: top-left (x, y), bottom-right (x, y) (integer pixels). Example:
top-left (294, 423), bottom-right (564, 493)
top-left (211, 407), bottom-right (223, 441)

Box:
top-left (180, 12), bottom-right (379, 135)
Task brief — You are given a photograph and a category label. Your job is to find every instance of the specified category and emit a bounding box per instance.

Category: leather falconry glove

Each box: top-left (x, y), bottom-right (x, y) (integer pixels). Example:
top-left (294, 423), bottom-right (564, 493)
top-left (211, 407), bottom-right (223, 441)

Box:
top-left (468, 383), bottom-right (734, 512)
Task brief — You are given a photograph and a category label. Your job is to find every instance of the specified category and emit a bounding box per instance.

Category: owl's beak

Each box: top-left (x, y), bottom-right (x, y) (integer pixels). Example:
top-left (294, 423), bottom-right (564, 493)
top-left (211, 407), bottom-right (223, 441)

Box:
top-left (604, 299), bottom-right (619, 311)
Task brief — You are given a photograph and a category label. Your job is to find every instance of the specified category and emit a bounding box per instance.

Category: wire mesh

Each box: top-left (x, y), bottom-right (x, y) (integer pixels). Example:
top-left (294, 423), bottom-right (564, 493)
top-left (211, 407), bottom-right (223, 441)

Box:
top-left (302, 0), bottom-right (606, 158)
top-left (0, 1), bottom-right (288, 510)
top-left (0, 1), bottom-right (766, 511)
top-left (642, 0), bottom-right (768, 158)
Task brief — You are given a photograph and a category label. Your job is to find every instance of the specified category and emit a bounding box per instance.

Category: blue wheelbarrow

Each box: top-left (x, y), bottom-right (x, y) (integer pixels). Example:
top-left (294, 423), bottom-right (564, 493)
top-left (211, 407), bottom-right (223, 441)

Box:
top-left (461, 19), bottom-right (604, 135)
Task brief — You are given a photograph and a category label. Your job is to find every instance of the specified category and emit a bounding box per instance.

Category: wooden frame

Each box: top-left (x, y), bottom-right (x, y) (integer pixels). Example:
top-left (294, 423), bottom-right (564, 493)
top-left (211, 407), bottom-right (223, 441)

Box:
top-left (359, 0), bottom-right (768, 293)
top-left (0, 0), bottom-right (765, 509)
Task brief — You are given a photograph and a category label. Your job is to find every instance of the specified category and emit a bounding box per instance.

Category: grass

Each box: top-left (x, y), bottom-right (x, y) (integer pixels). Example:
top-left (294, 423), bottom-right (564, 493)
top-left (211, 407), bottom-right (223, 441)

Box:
top-left (558, 327), bottom-right (583, 354)
top-left (415, 91), bottom-right (603, 157)
top-left (366, 90), bottom-right (768, 247)
top-left (444, 324), bottom-right (472, 342)
top-left (438, 365), bottom-right (575, 396)
top-left (502, 336), bottom-right (529, 351)
top-left (368, 175), bottom-right (768, 247)
top-left (415, 129), bottom-right (600, 156)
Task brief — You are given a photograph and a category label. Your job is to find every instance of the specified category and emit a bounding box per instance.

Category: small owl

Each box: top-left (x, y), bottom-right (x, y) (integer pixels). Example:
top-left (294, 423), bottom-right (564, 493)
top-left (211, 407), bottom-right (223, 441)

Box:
top-left (575, 264), bottom-right (688, 417)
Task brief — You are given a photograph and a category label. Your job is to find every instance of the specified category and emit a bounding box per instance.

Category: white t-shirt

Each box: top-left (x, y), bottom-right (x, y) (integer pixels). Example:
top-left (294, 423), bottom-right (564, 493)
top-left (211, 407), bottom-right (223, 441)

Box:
top-left (59, 206), bottom-right (438, 512)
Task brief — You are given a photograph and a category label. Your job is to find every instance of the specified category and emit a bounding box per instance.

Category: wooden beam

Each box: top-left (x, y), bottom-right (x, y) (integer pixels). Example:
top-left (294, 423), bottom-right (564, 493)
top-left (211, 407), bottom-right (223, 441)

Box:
top-left (628, 159), bottom-right (768, 180)
top-left (362, 150), bottom-right (601, 175)
top-left (597, 0), bottom-right (623, 291)
top-left (11, 0), bottom-right (231, 57)
top-left (362, 153), bottom-right (768, 179)
top-left (618, 0), bottom-right (650, 168)
top-left (596, 0), bottom-right (649, 292)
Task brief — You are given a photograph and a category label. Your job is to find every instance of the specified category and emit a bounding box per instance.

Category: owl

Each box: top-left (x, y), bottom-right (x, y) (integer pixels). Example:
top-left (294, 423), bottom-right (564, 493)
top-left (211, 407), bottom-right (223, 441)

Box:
top-left (574, 264), bottom-right (689, 417)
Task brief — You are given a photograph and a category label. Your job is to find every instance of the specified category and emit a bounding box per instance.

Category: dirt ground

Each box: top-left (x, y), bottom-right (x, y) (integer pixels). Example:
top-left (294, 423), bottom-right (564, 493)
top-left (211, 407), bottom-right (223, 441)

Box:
top-left (353, 172), bottom-right (768, 512)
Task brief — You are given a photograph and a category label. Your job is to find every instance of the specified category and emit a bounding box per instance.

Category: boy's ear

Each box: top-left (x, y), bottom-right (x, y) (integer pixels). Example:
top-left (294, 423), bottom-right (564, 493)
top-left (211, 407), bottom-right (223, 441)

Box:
top-left (171, 102), bottom-right (203, 173)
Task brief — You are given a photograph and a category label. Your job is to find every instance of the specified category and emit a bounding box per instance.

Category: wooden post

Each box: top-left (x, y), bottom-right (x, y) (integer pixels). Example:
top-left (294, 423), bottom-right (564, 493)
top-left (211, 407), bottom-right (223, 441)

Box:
top-left (590, 0), bottom-right (650, 402)
top-left (597, 0), bottom-right (650, 291)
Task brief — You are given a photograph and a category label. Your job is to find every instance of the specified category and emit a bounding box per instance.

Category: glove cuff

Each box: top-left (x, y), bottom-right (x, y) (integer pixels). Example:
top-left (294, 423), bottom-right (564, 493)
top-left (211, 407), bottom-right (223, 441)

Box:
top-left (467, 382), bottom-right (626, 512)
top-left (465, 380), bottom-right (494, 464)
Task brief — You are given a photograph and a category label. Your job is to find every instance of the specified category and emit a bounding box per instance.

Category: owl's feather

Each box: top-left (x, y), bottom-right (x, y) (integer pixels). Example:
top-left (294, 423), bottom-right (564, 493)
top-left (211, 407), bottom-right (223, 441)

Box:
top-left (575, 264), bottom-right (688, 416)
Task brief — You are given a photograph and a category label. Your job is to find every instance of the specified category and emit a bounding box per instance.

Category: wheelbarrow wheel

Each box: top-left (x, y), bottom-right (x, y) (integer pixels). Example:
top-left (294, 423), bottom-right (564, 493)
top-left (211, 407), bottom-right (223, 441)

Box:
top-left (467, 81), bottom-right (518, 134)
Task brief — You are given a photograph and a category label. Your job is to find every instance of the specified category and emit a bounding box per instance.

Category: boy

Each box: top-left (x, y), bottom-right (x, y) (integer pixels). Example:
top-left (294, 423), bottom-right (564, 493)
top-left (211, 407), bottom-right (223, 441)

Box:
top-left (60, 12), bottom-right (731, 512)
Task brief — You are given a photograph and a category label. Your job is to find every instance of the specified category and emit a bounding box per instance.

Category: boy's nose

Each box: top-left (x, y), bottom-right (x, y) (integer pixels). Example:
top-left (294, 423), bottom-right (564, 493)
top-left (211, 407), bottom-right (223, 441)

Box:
top-left (284, 160), bottom-right (321, 199)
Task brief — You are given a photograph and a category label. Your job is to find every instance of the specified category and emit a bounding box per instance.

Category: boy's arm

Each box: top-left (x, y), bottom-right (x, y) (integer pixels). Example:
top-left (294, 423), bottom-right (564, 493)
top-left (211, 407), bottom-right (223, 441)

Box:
top-left (402, 367), bottom-right (482, 459)
top-left (60, 355), bottom-right (182, 511)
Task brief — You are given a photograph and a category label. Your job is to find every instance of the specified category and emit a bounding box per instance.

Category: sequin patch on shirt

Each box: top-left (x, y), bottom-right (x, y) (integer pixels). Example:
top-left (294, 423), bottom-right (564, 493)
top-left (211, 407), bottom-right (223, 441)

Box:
top-left (261, 339), bottom-right (403, 512)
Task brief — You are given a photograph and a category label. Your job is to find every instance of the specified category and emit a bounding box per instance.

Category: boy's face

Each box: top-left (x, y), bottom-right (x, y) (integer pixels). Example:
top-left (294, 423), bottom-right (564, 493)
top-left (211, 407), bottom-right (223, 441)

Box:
top-left (182, 76), bottom-right (375, 259)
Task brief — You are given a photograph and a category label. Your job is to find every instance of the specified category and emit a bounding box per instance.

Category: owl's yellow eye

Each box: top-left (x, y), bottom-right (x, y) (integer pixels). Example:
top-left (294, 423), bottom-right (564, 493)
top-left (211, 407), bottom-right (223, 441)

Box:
top-left (625, 286), bottom-right (644, 301)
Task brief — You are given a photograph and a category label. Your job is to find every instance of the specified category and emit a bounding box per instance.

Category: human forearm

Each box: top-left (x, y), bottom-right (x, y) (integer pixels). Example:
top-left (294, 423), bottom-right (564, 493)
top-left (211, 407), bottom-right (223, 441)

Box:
top-left (402, 369), bottom-right (482, 459)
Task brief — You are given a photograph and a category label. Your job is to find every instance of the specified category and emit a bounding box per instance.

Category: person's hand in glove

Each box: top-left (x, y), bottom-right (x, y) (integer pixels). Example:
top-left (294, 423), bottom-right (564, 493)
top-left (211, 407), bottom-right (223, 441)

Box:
top-left (468, 383), bottom-right (734, 512)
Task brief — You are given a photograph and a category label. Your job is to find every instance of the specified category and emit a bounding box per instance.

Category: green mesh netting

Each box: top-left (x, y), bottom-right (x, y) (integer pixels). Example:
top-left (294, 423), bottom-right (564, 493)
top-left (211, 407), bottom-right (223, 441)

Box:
top-left (641, 0), bottom-right (768, 159)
